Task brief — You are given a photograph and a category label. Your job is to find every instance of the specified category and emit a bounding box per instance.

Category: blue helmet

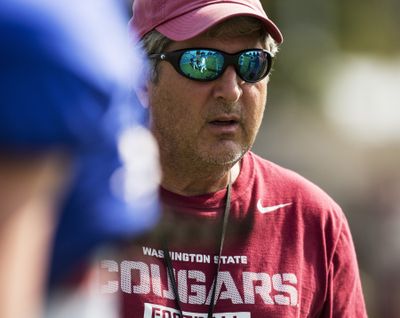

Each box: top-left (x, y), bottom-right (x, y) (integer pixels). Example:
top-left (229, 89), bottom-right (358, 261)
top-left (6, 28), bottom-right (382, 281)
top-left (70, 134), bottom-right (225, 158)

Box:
top-left (0, 0), bottom-right (160, 285)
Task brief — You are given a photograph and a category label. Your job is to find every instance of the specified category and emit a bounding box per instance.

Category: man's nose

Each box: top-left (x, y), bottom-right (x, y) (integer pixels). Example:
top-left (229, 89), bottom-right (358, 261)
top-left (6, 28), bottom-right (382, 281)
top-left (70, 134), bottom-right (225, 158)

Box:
top-left (212, 66), bottom-right (243, 103)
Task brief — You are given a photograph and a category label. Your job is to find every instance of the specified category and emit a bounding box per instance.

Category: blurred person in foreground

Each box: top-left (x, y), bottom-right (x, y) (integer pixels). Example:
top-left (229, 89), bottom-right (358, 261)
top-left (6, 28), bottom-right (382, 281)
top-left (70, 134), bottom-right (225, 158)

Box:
top-left (111, 0), bottom-right (368, 317)
top-left (0, 0), bottom-right (159, 317)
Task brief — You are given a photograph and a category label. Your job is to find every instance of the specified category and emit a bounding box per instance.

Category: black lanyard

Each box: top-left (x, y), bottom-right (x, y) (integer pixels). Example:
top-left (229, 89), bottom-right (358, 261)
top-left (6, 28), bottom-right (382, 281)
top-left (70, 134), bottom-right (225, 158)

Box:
top-left (162, 176), bottom-right (232, 318)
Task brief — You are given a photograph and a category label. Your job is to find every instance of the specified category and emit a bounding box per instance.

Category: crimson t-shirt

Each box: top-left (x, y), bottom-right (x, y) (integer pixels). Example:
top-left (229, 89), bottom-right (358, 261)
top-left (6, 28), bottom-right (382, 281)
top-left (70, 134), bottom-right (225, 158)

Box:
top-left (102, 151), bottom-right (367, 317)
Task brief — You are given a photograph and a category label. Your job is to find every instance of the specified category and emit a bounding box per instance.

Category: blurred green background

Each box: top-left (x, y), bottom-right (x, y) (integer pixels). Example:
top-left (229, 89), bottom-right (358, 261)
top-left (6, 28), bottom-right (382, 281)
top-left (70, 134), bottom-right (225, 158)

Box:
top-left (254, 0), bottom-right (400, 317)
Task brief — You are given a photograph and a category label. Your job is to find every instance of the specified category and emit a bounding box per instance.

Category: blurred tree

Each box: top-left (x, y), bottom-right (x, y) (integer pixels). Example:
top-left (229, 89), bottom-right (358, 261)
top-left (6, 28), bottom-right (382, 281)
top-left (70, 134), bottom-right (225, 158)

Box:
top-left (261, 0), bottom-right (400, 110)
top-left (336, 0), bottom-right (400, 55)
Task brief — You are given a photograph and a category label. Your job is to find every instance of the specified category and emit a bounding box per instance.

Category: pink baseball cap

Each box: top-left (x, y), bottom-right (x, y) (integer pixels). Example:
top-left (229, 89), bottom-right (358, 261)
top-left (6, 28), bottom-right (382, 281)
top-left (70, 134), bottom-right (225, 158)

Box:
top-left (129, 0), bottom-right (283, 44)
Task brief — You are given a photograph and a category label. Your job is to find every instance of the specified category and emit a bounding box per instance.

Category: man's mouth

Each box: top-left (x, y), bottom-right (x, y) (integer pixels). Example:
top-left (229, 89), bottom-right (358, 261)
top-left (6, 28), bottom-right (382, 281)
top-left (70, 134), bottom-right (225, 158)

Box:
top-left (208, 114), bottom-right (240, 125)
top-left (207, 115), bottom-right (241, 134)
top-left (210, 119), bottom-right (239, 126)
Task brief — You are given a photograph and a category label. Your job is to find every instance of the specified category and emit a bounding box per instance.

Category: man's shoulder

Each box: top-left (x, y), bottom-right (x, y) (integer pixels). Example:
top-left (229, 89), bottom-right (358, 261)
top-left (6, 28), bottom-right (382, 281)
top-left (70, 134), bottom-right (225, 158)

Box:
top-left (247, 152), bottom-right (343, 216)
top-left (248, 151), bottom-right (318, 185)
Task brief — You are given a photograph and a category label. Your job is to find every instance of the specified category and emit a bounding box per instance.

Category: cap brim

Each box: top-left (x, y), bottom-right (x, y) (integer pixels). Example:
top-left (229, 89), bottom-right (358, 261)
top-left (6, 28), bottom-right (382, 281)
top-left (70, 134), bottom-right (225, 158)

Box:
top-left (156, 2), bottom-right (283, 44)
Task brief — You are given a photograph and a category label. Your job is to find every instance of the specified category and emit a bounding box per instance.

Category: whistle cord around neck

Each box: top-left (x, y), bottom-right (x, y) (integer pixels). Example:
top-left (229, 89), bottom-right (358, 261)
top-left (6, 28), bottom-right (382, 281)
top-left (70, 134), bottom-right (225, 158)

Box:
top-left (162, 175), bottom-right (232, 318)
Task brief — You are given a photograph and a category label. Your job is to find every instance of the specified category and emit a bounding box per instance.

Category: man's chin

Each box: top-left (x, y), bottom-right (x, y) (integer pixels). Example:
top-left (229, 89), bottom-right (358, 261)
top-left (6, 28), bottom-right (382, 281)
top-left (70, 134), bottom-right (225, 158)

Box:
top-left (201, 148), bottom-right (248, 166)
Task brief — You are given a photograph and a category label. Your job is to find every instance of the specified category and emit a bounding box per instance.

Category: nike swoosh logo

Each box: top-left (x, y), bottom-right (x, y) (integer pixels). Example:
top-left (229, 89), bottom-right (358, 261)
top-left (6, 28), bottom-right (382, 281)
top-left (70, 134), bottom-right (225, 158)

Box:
top-left (257, 200), bottom-right (292, 214)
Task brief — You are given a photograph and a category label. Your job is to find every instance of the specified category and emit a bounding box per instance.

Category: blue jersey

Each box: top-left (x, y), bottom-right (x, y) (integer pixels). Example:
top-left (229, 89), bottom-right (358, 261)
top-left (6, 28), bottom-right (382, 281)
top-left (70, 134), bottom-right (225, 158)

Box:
top-left (0, 0), bottom-right (159, 285)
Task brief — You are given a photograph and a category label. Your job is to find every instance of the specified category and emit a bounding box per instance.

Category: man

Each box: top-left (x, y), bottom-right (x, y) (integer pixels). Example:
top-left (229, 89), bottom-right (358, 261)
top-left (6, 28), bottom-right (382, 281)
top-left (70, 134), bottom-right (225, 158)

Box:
top-left (0, 0), bottom-right (159, 317)
top-left (115, 0), bottom-right (367, 317)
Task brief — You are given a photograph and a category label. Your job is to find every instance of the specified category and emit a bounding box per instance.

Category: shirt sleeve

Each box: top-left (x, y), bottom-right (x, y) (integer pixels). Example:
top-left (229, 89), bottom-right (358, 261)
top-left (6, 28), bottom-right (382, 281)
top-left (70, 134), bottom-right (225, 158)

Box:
top-left (320, 215), bottom-right (368, 317)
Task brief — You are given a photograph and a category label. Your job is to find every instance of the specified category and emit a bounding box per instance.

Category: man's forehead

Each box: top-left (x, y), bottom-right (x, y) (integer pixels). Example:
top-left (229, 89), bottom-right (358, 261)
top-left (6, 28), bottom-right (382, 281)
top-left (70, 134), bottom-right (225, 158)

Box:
top-left (167, 32), bottom-right (265, 51)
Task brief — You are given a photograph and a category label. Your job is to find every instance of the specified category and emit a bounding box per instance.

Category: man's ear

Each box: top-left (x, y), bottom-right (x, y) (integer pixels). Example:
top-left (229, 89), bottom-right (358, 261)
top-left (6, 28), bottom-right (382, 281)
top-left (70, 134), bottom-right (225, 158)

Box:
top-left (135, 82), bottom-right (149, 109)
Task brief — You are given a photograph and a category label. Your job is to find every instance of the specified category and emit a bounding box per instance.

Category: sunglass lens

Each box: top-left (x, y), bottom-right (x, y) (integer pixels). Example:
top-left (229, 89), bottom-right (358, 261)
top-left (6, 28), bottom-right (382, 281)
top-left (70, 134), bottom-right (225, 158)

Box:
top-left (179, 50), bottom-right (223, 81)
top-left (239, 51), bottom-right (269, 82)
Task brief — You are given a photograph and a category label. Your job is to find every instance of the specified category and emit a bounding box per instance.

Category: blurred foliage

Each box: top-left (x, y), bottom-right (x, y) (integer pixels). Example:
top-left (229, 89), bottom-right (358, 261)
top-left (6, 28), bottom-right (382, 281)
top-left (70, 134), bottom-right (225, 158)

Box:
top-left (261, 0), bottom-right (400, 110)
top-left (336, 0), bottom-right (400, 55)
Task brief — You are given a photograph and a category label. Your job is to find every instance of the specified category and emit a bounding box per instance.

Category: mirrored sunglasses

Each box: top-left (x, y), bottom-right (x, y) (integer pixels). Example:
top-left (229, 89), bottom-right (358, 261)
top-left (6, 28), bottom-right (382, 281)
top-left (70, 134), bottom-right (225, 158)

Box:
top-left (149, 48), bottom-right (273, 83)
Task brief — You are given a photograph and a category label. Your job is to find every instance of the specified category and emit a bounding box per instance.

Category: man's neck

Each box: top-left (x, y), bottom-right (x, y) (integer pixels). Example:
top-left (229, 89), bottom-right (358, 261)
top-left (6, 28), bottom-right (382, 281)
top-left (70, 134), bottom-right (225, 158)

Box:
top-left (161, 161), bottom-right (241, 196)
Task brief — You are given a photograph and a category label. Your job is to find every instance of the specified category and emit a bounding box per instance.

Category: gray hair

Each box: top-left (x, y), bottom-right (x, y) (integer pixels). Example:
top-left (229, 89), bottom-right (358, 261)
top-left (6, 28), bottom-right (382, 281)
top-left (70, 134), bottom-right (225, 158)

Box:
top-left (140, 16), bottom-right (279, 83)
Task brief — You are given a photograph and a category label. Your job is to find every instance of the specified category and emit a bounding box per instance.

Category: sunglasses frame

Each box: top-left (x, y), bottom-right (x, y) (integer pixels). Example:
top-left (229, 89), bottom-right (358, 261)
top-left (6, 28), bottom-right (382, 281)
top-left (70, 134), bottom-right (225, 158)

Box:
top-left (149, 48), bottom-right (273, 83)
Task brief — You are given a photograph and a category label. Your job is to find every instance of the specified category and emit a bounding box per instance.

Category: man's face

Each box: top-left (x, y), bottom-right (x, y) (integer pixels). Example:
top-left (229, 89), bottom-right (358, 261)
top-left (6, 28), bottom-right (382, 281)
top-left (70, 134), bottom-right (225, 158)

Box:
top-left (148, 31), bottom-right (268, 168)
